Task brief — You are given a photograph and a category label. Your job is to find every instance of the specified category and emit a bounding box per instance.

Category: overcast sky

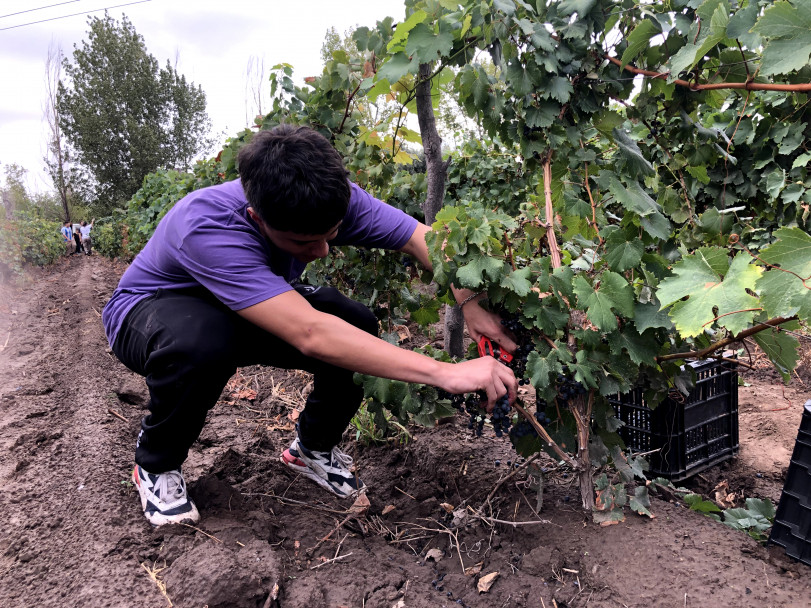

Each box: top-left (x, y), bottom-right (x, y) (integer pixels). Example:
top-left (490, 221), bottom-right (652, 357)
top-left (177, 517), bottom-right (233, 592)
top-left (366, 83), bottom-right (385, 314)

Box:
top-left (0, 0), bottom-right (406, 194)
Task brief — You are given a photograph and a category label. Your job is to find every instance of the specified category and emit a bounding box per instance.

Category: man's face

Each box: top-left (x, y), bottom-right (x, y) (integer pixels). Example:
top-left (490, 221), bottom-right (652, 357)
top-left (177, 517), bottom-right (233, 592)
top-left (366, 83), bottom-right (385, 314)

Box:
top-left (248, 207), bottom-right (340, 263)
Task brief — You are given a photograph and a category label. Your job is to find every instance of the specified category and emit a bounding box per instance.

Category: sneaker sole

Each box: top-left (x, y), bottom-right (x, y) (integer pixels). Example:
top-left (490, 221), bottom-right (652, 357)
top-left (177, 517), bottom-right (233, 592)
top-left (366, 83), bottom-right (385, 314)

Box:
top-left (280, 453), bottom-right (359, 498)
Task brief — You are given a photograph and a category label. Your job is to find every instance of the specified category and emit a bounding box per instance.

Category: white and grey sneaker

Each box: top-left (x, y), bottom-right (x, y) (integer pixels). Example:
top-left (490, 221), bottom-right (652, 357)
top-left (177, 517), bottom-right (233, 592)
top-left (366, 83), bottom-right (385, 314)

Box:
top-left (281, 436), bottom-right (366, 498)
top-left (132, 465), bottom-right (200, 527)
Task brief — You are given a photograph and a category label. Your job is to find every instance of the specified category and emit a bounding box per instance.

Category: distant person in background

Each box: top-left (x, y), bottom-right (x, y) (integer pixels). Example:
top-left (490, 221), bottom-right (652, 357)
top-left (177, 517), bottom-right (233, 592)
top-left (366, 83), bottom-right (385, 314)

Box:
top-left (61, 222), bottom-right (73, 255)
top-left (72, 225), bottom-right (83, 255)
top-left (80, 219), bottom-right (95, 256)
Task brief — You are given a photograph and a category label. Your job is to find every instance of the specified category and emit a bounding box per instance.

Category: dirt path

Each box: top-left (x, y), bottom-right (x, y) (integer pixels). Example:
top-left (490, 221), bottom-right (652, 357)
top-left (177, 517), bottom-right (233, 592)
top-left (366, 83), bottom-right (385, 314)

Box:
top-left (0, 257), bottom-right (809, 608)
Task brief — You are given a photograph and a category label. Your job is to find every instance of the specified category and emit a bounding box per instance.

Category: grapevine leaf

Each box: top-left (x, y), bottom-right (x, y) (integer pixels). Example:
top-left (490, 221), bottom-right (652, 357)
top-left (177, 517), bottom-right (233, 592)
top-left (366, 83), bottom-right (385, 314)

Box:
top-left (405, 23), bottom-right (455, 63)
top-left (604, 228), bottom-right (644, 271)
top-left (573, 273), bottom-right (631, 331)
top-left (387, 9), bottom-right (428, 51)
top-left (500, 266), bottom-right (533, 296)
top-left (657, 250), bottom-right (762, 337)
top-left (753, 322), bottom-right (800, 382)
top-left (493, 0), bottom-right (516, 16)
top-left (727, 0), bottom-right (761, 48)
top-left (634, 302), bottom-right (673, 332)
top-left (547, 76), bottom-right (574, 104)
top-left (557, 0), bottom-right (597, 18)
top-left (409, 300), bottom-right (442, 326)
top-left (609, 177), bottom-right (671, 240)
top-left (455, 255), bottom-right (506, 288)
top-left (620, 18), bottom-right (661, 69)
top-left (607, 326), bottom-right (658, 366)
top-left (684, 493), bottom-right (722, 513)
top-left (612, 128), bottom-right (655, 177)
top-left (745, 497), bottom-right (776, 521)
top-left (752, 1), bottom-right (811, 76)
top-left (668, 2), bottom-right (729, 76)
top-left (526, 102), bottom-right (559, 128)
top-left (527, 350), bottom-right (554, 389)
top-left (758, 227), bottom-right (811, 276)
top-left (630, 486), bottom-right (654, 518)
top-left (756, 270), bottom-right (806, 319)
top-left (377, 52), bottom-right (416, 83)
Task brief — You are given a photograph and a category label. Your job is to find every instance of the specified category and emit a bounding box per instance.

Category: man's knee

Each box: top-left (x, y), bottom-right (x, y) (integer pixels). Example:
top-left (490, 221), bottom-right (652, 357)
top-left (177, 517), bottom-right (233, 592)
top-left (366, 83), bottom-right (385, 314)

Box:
top-left (296, 285), bottom-right (379, 336)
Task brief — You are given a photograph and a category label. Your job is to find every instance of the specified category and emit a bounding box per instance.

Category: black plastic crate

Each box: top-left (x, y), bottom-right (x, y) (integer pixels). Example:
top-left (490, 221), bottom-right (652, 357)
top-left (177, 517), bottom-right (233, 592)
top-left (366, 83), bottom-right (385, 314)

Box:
top-left (769, 402), bottom-right (811, 568)
top-left (607, 359), bottom-right (739, 482)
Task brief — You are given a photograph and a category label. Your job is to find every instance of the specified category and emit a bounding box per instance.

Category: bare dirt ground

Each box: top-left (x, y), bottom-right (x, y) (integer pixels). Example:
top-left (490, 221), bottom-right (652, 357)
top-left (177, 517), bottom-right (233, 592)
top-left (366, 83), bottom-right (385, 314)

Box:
top-left (0, 256), bottom-right (809, 608)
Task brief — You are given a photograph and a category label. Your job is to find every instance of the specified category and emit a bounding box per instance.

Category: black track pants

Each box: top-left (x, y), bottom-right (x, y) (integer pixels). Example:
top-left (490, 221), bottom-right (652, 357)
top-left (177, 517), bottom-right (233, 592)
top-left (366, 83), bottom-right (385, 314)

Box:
top-left (111, 285), bottom-right (378, 473)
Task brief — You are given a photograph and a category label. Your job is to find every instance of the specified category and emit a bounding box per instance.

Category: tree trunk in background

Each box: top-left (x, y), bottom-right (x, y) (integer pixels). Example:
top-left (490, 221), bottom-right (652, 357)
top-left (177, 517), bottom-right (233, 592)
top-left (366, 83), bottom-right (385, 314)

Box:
top-left (415, 63), bottom-right (464, 357)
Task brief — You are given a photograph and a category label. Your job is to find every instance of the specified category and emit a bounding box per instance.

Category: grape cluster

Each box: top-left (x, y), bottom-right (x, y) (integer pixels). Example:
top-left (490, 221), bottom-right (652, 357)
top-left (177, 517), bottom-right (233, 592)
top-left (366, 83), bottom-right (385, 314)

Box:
top-left (490, 394), bottom-right (512, 437)
top-left (555, 373), bottom-right (587, 408)
top-left (499, 313), bottom-right (533, 381)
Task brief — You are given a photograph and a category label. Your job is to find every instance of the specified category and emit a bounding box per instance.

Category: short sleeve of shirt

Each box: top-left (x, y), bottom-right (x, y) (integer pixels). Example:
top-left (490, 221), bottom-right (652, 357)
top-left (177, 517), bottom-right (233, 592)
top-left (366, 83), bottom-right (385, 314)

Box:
top-left (331, 183), bottom-right (418, 250)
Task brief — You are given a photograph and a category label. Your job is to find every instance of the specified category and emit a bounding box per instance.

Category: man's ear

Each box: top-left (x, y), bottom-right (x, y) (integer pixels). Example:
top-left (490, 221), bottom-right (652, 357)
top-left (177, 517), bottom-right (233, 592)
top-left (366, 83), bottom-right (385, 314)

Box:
top-left (246, 207), bottom-right (262, 224)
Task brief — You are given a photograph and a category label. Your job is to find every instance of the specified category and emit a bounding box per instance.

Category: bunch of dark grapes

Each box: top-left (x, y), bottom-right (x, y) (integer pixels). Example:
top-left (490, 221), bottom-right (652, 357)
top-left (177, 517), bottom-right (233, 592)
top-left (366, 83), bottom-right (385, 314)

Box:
top-left (508, 403), bottom-right (551, 442)
top-left (499, 313), bottom-right (533, 381)
top-left (490, 394), bottom-right (512, 437)
top-left (555, 372), bottom-right (587, 408)
top-left (438, 389), bottom-right (487, 436)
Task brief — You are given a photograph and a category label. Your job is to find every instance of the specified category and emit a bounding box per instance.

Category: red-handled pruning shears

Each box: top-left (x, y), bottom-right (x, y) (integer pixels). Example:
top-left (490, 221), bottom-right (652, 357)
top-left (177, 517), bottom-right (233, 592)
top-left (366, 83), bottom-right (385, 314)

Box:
top-left (477, 336), bottom-right (513, 365)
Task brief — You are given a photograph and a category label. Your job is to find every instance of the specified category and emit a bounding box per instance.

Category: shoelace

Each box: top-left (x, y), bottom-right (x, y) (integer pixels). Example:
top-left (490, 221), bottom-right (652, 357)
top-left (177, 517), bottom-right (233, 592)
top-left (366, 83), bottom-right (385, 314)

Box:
top-left (328, 446), bottom-right (354, 469)
top-left (152, 470), bottom-right (185, 500)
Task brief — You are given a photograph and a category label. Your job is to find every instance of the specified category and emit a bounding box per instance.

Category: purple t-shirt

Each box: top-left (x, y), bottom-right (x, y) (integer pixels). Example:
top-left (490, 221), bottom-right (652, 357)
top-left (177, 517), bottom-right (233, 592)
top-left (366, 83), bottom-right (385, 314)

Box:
top-left (102, 179), bottom-right (418, 346)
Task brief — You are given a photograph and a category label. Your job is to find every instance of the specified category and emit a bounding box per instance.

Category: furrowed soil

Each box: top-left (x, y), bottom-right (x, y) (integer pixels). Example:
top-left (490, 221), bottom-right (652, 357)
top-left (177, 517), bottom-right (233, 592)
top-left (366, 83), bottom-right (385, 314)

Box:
top-left (0, 256), bottom-right (809, 608)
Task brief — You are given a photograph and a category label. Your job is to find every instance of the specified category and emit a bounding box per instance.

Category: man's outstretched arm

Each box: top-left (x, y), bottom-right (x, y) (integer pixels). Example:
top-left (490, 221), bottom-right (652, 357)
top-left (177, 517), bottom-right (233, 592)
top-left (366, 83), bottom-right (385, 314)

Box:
top-left (398, 223), bottom-right (519, 354)
top-left (237, 291), bottom-right (516, 409)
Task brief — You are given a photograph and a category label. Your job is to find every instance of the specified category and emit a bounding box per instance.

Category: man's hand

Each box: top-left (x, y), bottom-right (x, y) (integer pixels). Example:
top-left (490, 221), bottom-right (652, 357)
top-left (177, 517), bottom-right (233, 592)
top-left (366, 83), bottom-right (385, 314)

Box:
top-left (438, 356), bottom-right (517, 412)
top-left (459, 294), bottom-right (518, 354)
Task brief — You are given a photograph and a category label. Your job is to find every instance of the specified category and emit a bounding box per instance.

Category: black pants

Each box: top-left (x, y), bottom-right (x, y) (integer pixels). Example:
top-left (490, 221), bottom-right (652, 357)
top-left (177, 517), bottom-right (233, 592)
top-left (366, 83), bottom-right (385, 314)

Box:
top-left (111, 285), bottom-right (378, 473)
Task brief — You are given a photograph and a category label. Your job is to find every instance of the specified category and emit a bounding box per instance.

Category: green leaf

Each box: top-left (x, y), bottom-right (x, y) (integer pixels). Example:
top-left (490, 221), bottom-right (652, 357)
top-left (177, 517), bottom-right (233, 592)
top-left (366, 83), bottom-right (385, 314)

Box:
top-left (686, 165), bottom-right (710, 185)
top-left (612, 128), bottom-right (655, 177)
top-left (387, 9), bottom-right (428, 51)
top-left (493, 0), bottom-right (516, 16)
top-left (684, 493), bottom-right (722, 513)
top-left (500, 266), bottom-right (533, 296)
top-left (547, 76), bottom-right (574, 104)
top-left (377, 52), bottom-right (416, 83)
top-left (658, 250), bottom-right (763, 337)
top-left (634, 302), bottom-right (674, 332)
top-left (607, 326), bottom-right (658, 366)
top-left (629, 486), bottom-right (654, 518)
top-left (745, 497), bottom-right (776, 521)
top-left (526, 102), bottom-right (559, 128)
top-left (668, 1), bottom-right (730, 76)
top-left (604, 228), bottom-right (644, 272)
top-left (405, 23), bottom-right (455, 63)
top-left (620, 18), bottom-right (661, 69)
top-left (759, 227), bottom-right (811, 277)
top-left (753, 322), bottom-right (800, 382)
top-left (455, 255), bottom-right (506, 288)
top-left (573, 272), bottom-right (634, 331)
top-left (557, 0), bottom-right (597, 18)
top-left (609, 178), bottom-right (672, 240)
top-left (752, 1), bottom-right (811, 76)
top-left (792, 152), bottom-right (811, 170)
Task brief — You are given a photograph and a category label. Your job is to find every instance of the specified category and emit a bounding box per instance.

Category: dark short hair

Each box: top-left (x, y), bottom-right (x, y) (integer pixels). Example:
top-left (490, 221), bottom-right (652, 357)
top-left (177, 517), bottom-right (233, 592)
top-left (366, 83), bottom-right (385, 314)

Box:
top-left (237, 125), bottom-right (350, 234)
top-left (81, 221), bottom-right (87, 226)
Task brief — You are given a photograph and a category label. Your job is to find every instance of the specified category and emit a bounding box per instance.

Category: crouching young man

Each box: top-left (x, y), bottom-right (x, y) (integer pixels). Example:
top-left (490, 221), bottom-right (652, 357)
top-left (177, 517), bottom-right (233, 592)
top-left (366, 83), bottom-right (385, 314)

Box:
top-left (102, 125), bottom-right (517, 527)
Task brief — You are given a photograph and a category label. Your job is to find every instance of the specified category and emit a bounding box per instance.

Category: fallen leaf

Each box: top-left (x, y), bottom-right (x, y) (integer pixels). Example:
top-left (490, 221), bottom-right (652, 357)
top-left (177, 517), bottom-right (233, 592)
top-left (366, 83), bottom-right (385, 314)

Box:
top-left (382, 505), bottom-right (396, 516)
top-left (394, 324), bottom-right (411, 342)
top-left (425, 548), bottom-right (444, 562)
top-left (439, 502), bottom-right (454, 513)
top-left (477, 571), bottom-right (499, 593)
top-left (350, 493), bottom-right (371, 515)
top-left (464, 562), bottom-right (483, 576)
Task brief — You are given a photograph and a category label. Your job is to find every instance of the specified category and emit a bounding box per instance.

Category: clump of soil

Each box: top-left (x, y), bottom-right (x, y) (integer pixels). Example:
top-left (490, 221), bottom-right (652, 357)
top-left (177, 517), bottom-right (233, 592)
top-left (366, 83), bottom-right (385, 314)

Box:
top-left (0, 257), bottom-right (809, 607)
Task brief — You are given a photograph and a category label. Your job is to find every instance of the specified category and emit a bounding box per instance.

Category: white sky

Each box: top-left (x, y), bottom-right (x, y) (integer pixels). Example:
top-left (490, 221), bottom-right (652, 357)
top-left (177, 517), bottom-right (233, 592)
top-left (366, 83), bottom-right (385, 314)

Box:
top-left (0, 0), bottom-right (406, 194)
